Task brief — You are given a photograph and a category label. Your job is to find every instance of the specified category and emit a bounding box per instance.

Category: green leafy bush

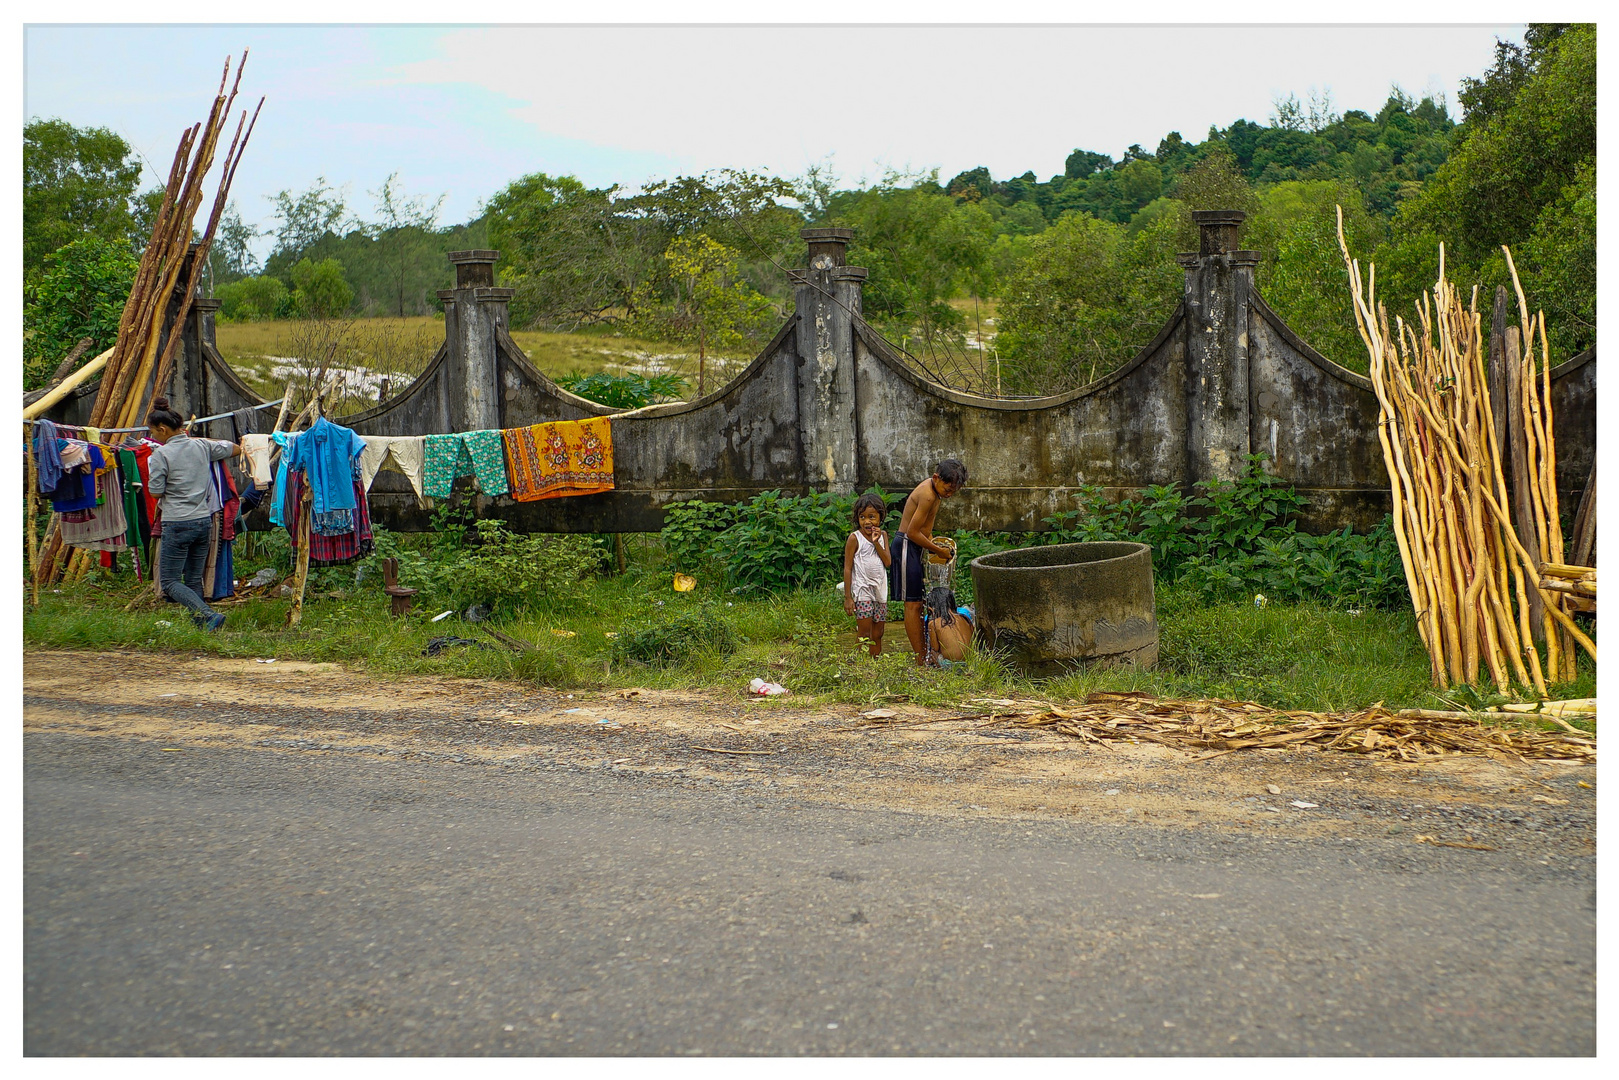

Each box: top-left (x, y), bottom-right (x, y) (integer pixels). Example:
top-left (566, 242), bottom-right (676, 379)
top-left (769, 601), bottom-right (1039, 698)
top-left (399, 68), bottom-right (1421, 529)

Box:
top-left (612, 604), bottom-right (739, 666)
top-left (1037, 455), bottom-right (1404, 608)
top-left (661, 488), bottom-right (900, 593)
top-left (365, 519), bottom-right (598, 615)
top-left (288, 257), bottom-right (355, 318)
top-left (216, 274), bottom-right (291, 321)
top-left (710, 490), bottom-right (853, 594)
top-left (22, 235), bottom-right (138, 386)
top-left (660, 499), bottom-right (742, 572)
top-left (556, 370), bottom-right (686, 408)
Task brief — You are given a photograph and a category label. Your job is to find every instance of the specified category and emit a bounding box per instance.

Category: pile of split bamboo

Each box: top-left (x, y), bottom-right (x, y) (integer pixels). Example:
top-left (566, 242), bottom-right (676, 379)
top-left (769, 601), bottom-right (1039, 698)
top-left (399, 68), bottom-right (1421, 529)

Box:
top-left (857, 691), bottom-right (1595, 763)
top-left (30, 53), bottom-right (262, 591)
top-left (1335, 207), bottom-right (1595, 695)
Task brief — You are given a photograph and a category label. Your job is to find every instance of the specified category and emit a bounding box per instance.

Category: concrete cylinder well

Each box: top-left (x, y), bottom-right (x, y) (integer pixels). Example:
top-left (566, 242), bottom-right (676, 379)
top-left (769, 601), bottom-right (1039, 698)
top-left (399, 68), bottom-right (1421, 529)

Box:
top-left (970, 542), bottom-right (1159, 674)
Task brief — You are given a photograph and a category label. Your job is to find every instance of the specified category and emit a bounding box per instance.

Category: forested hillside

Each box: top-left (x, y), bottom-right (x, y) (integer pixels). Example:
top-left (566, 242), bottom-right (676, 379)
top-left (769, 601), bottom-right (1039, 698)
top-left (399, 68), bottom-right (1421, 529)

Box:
top-left (23, 25), bottom-right (1593, 395)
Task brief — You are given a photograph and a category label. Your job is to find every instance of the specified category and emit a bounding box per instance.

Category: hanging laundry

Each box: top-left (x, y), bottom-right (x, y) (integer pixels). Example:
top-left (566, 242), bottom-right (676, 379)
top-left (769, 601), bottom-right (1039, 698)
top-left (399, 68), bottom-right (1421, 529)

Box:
top-left (268, 430), bottom-right (300, 526)
top-left (230, 407), bottom-right (259, 441)
top-left (48, 444), bottom-right (106, 514)
top-left (129, 442), bottom-right (159, 538)
top-left (502, 417), bottom-right (615, 502)
top-left (201, 512), bottom-right (223, 600)
top-left (358, 435), bottom-right (427, 500)
top-left (285, 416), bottom-right (366, 518)
top-left (59, 459), bottom-right (129, 550)
top-left (216, 460), bottom-right (242, 543)
top-left (32, 420), bottom-right (63, 495)
top-left (239, 433), bottom-right (275, 486)
top-left (283, 469), bottom-right (374, 566)
top-left (115, 448), bottom-right (148, 579)
top-left (58, 440), bottom-right (91, 471)
top-left (423, 430), bottom-right (509, 499)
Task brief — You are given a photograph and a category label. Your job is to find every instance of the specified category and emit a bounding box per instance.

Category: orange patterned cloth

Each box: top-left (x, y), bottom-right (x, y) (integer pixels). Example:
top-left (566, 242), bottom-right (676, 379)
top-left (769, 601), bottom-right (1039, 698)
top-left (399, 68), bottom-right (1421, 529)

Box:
top-left (501, 417), bottom-right (615, 502)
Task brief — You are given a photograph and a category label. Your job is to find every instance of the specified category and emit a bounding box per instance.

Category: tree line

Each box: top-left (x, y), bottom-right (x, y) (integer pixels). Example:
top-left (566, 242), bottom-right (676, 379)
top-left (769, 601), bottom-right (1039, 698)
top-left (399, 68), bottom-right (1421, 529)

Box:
top-left (22, 24), bottom-right (1593, 395)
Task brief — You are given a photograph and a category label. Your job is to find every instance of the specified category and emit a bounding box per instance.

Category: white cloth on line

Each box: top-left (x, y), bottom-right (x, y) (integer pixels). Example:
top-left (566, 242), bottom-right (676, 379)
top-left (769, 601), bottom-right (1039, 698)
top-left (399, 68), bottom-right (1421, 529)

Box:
top-left (239, 434), bottom-right (275, 486)
top-left (359, 435), bottom-right (427, 500)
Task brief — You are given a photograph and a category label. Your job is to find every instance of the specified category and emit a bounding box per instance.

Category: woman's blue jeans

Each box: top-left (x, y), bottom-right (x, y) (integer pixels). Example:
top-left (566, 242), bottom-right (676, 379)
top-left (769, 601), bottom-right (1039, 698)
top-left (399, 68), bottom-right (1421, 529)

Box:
top-left (159, 516), bottom-right (217, 622)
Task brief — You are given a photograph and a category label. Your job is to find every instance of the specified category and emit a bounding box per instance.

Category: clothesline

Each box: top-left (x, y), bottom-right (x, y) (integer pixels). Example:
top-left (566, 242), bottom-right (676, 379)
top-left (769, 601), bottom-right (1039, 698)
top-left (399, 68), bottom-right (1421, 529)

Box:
top-left (24, 397), bottom-right (287, 435)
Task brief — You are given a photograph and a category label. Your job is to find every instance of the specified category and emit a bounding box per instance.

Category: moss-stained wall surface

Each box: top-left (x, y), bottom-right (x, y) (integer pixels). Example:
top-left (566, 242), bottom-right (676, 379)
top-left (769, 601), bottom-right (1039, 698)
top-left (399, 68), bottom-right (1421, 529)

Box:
top-left (46, 227), bottom-right (1594, 538)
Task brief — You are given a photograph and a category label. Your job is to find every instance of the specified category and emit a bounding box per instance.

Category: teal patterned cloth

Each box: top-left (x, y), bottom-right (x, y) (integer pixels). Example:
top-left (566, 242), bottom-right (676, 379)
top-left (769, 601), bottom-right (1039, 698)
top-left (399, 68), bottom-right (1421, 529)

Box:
top-left (423, 431), bottom-right (510, 499)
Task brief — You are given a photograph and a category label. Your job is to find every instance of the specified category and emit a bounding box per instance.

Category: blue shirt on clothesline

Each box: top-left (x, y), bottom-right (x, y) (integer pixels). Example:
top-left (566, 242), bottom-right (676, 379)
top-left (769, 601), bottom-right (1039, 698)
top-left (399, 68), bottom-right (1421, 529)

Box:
top-left (285, 417), bottom-right (365, 518)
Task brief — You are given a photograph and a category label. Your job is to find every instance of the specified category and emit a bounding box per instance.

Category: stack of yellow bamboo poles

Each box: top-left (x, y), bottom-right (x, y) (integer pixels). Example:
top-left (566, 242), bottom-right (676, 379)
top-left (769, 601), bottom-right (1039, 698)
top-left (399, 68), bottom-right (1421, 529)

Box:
top-left (1503, 247), bottom-right (1580, 683)
top-left (1336, 207), bottom-right (1595, 693)
top-left (34, 52), bottom-right (262, 589)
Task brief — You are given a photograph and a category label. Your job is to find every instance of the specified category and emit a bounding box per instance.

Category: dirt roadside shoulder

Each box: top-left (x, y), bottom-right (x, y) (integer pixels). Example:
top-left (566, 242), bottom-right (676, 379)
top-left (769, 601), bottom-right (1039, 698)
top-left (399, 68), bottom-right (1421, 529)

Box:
top-left (23, 648), bottom-right (1595, 863)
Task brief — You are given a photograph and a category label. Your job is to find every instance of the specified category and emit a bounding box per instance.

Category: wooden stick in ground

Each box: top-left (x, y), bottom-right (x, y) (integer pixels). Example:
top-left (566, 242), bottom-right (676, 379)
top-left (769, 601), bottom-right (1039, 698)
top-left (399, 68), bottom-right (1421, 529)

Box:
top-left (1519, 340), bottom-right (1562, 679)
top-left (286, 481), bottom-right (313, 628)
top-left (270, 380), bottom-right (294, 433)
top-left (1488, 287), bottom-right (1509, 470)
top-left (1503, 326), bottom-right (1544, 643)
top-left (1569, 459), bottom-right (1596, 568)
top-left (1473, 307), bottom-right (1533, 690)
top-left (25, 443), bottom-right (41, 606)
top-left (1535, 314), bottom-right (1577, 682)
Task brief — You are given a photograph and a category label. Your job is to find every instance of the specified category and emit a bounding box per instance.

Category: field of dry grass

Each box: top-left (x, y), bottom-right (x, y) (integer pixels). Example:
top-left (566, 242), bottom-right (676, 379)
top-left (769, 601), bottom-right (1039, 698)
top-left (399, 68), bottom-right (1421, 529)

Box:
top-left (214, 317), bottom-right (761, 405)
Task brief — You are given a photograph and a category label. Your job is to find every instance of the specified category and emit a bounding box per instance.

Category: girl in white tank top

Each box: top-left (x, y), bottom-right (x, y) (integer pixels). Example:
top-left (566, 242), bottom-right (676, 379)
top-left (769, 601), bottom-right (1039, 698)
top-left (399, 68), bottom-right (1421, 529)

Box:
top-left (843, 493), bottom-right (893, 656)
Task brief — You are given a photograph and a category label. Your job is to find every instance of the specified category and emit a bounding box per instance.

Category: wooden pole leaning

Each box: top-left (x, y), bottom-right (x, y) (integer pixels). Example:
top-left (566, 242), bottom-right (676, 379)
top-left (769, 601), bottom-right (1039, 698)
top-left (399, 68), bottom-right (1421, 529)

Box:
top-left (286, 480), bottom-right (313, 628)
top-left (25, 440), bottom-right (41, 607)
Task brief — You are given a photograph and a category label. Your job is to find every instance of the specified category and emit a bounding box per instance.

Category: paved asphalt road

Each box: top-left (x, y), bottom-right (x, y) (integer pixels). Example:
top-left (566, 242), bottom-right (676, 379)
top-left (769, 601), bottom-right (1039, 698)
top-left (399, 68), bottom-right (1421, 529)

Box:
top-left (25, 732), bottom-right (1594, 1056)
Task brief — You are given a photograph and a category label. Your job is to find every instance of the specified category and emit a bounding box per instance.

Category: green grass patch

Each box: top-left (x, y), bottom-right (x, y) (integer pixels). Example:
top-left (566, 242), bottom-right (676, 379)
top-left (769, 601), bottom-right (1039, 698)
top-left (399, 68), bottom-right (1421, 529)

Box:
top-left (25, 536), bottom-right (1590, 713)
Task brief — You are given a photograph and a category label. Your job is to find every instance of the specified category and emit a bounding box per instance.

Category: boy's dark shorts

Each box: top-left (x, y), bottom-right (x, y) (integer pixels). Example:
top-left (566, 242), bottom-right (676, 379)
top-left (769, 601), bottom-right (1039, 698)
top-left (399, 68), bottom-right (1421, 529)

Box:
top-left (889, 534), bottom-right (925, 603)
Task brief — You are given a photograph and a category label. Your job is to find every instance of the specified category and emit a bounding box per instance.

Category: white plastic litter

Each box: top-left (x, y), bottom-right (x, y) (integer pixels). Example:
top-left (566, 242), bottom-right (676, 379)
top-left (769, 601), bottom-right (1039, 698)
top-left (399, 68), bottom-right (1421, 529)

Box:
top-left (748, 677), bottom-right (790, 697)
top-left (431, 610), bottom-right (454, 622)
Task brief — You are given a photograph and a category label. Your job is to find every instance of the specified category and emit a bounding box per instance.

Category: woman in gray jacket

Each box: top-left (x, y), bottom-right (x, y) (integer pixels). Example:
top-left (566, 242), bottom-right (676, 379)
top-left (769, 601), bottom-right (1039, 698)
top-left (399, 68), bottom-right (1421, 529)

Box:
top-left (145, 397), bottom-right (244, 630)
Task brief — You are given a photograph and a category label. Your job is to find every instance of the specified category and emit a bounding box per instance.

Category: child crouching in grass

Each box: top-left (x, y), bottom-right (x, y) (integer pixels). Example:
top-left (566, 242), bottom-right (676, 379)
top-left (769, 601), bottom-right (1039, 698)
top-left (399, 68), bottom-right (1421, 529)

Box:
top-left (843, 492), bottom-right (892, 656)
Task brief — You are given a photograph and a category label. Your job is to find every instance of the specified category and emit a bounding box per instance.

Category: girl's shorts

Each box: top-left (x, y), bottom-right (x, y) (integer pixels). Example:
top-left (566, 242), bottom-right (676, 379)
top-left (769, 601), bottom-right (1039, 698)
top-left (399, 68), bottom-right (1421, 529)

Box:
top-left (853, 598), bottom-right (885, 620)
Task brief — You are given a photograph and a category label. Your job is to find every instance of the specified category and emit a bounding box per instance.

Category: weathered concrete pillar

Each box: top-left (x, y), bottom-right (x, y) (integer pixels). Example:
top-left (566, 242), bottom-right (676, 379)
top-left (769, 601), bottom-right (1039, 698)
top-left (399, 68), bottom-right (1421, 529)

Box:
top-left (788, 228), bottom-right (867, 493)
top-left (441, 249), bottom-right (514, 432)
top-left (1178, 210), bottom-right (1260, 485)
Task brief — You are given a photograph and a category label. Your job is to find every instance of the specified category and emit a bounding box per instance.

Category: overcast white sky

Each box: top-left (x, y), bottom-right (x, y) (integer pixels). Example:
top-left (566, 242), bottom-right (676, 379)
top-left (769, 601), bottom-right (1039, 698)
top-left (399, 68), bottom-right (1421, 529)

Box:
top-left (24, 22), bottom-right (1520, 253)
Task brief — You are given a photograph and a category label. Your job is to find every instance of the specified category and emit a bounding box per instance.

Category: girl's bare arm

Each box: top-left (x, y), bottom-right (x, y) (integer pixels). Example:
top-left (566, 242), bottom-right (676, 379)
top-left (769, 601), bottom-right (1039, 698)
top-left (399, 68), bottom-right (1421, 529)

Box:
top-left (842, 534), bottom-right (858, 613)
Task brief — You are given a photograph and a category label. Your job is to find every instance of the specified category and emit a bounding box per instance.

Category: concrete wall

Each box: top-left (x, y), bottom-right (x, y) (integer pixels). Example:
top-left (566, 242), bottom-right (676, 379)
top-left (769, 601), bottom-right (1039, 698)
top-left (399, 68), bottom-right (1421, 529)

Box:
top-left (43, 219), bottom-right (1596, 537)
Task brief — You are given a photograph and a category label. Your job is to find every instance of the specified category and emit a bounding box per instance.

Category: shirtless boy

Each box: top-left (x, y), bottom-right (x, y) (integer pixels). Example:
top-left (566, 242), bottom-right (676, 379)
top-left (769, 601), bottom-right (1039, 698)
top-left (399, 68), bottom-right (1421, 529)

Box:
top-left (889, 458), bottom-right (968, 666)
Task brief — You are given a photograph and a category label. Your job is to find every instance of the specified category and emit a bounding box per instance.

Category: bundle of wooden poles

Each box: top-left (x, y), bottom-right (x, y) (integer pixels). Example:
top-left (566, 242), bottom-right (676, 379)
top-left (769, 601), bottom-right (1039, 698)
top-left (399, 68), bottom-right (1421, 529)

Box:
top-left (1336, 207), bottom-right (1595, 695)
top-left (29, 52), bottom-right (262, 590)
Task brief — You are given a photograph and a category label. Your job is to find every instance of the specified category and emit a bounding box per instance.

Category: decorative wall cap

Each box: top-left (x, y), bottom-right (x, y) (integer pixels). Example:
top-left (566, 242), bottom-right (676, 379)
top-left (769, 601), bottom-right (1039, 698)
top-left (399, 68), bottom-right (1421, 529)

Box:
top-left (1175, 250), bottom-right (1262, 268)
top-left (193, 298), bottom-right (223, 311)
top-left (473, 287), bottom-right (515, 301)
top-left (831, 266), bottom-right (869, 281)
top-left (447, 249), bottom-right (498, 263)
top-left (800, 227), bottom-right (854, 243)
top-left (436, 290), bottom-right (457, 301)
top-left (1190, 210), bottom-right (1247, 226)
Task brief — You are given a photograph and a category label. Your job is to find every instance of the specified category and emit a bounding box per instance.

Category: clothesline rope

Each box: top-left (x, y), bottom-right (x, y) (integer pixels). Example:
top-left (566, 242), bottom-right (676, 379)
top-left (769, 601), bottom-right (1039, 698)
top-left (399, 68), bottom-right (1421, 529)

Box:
top-left (24, 397), bottom-right (286, 436)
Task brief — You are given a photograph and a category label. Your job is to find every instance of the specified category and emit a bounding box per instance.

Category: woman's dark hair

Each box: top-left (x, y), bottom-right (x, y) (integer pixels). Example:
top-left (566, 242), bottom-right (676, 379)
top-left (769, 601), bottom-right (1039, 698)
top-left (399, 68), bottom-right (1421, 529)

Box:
top-left (852, 492), bottom-right (887, 527)
top-left (936, 459), bottom-right (968, 486)
top-left (146, 396), bottom-right (184, 431)
top-left (925, 587), bottom-right (958, 627)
